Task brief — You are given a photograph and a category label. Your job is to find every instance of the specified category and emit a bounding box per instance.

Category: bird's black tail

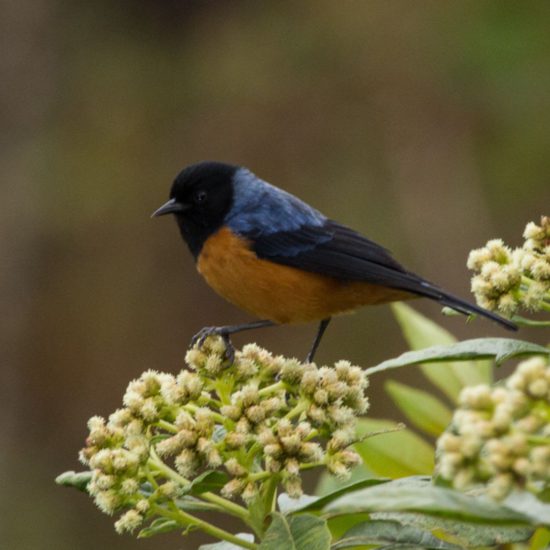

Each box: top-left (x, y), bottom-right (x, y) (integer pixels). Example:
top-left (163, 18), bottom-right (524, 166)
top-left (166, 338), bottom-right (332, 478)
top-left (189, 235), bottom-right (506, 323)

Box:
top-left (415, 281), bottom-right (517, 331)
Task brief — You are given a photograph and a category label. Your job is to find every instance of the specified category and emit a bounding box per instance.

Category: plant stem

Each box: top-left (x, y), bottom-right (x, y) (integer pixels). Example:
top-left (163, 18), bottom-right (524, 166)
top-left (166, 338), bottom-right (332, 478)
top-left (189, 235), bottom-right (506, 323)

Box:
top-left (184, 403), bottom-right (226, 424)
top-left (284, 400), bottom-right (307, 421)
top-left (263, 475), bottom-right (279, 515)
top-left (248, 470), bottom-right (271, 482)
top-left (148, 447), bottom-right (190, 486)
top-left (148, 451), bottom-right (251, 523)
top-left (156, 419), bottom-right (178, 433)
top-left (511, 315), bottom-right (550, 327)
top-left (201, 492), bottom-right (252, 523)
top-left (258, 380), bottom-right (286, 397)
top-left (526, 434), bottom-right (550, 445)
top-left (151, 504), bottom-right (257, 549)
top-left (200, 391), bottom-right (224, 410)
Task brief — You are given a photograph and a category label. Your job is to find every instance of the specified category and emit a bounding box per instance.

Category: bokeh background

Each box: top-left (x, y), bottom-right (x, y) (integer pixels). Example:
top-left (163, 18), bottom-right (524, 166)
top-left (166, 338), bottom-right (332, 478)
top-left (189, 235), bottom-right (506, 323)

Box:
top-left (3, 1), bottom-right (550, 548)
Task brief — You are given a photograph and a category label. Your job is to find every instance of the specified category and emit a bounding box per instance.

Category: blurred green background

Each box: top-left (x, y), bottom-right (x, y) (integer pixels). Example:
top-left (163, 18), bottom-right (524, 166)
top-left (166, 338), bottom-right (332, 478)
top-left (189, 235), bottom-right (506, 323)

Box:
top-left (3, 1), bottom-right (550, 548)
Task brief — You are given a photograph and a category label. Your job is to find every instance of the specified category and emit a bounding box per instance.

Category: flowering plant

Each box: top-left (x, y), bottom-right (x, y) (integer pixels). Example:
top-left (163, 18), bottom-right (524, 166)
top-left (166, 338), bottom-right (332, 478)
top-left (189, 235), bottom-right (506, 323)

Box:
top-left (58, 217), bottom-right (550, 549)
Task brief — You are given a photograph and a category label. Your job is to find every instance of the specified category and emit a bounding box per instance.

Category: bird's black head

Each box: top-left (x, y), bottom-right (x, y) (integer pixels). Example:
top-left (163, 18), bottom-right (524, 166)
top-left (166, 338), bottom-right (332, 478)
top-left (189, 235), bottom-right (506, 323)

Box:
top-left (153, 161), bottom-right (238, 258)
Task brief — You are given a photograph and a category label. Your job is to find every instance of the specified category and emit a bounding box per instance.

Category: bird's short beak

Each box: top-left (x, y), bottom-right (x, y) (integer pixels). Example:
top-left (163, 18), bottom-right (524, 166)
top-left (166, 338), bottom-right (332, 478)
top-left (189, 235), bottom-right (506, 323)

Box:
top-left (151, 198), bottom-right (188, 218)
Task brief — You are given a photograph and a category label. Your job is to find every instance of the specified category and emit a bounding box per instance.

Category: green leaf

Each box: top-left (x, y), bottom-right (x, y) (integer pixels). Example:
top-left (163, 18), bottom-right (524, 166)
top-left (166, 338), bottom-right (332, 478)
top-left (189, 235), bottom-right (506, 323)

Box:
top-left (315, 463), bottom-right (373, 496)
top-left (260, 513), bottom-right (331, 550)
top-left (503, 490), bottom-right (550, 526)
top-left (327, 514), bottom-right (371, 540)
top-left (199, 533), bottom-right (255, 549)
top-left (355, 419), bottom-right (435, 477)
top-left (393, 302), bottom-right (495, 395)
top-left (174, 495), bottom-right (222, 512)
top-left (385, 380), bottom-right (452, 436)
top-left (367, 336), bottom-right (549, 378)
top-left (392, 303), bottom-right (469, 401)
top-left (185, 470), bottom-right (229, 496)
top-left (278, 493), bottom-right (319, 514)
top-left (55, 470), bottom-right (92, 493)
top-left (284, 478), bottom-right (390, 514)
top-left (331, 519), bottom-right (461, 549)
top-left (373, 512), bottom-right (533, 546)
top-left (529, 527), bottom-right (550, 550)
top-left (138, 518), bottom-right (180, 538)
top-left (324, 477), bottom-right (532, 525)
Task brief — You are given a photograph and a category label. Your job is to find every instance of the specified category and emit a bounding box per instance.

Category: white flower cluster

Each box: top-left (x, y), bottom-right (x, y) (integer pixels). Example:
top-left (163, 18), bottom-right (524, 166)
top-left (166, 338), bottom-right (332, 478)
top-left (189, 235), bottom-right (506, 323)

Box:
top-left (467, 216), bottom-right (550, 315)
top-left (79, 337), bottom-right (369, 534)
top-left (436, 356), bottom-right (550, 500)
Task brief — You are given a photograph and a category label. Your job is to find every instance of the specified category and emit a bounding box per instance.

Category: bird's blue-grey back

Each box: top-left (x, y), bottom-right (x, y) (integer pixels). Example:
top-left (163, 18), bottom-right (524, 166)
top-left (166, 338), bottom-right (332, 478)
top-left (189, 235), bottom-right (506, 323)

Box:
top-left (225, 168), bottom-right (326, 236)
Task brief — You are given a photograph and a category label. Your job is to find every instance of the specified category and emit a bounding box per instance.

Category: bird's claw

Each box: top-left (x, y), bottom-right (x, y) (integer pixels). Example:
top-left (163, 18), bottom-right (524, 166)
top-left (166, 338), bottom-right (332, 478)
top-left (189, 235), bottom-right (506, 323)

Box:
top-left (190, 326), bottom-right (221, 348)
top-left (190, 327), bottom-right (235, 364)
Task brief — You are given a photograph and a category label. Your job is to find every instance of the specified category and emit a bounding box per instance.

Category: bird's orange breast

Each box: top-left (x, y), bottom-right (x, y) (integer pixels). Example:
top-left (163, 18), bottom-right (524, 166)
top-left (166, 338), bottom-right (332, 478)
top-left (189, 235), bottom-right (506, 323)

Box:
top-left (197, 227), bottom-right (411, 324)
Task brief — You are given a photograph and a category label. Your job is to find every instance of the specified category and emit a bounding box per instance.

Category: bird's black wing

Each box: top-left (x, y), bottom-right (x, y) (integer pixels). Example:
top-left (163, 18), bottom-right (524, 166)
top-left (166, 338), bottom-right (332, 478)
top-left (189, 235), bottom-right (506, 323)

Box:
top-left (249, 220), bottom-right (422, 289)
top-left (247, 220), bottom-right (517, 330)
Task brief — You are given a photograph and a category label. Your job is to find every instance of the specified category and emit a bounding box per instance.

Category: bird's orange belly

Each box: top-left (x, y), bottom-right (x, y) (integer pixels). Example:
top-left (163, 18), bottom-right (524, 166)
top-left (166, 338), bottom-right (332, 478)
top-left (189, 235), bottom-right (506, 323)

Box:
top-left (197, 227), bottom-right (411, 324)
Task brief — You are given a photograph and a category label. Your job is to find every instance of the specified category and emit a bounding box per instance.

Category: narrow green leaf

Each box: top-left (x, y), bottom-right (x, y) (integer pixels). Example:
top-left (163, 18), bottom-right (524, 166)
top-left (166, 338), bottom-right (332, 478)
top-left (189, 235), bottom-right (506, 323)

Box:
top-left (503, 491), bottom-right (550, 526)
top-left (385, 381), bottom-right (452, 436)
top-left (285, 478), bottom-right (390, 514)
top-left (199, 533), bottom-right (255, 549)
top-left (331, 519), bottom-right (461, 549)
top-left (367, 336), bottom-right (549, 378)
top-left (278, 493), bottom-right (319, 514)
top-left (372, 512), bottom-right (533, 546)
top-left (55, 470), bottom-right (92, 493)
top-left (174, 495), bottom-right (222, 512)
top-left (260, 513), bottom-right (331, 550)
top-left (529, 527), bottom-right (550, 550)
top-left (138, 518), bottom-right (179, 538)
top-left (187, 470), bottom-right (229, 496)
top-left (392, 304), bottom-right (494, 398)
top-left (324, 477), bottom-right (532, 526)
top-left (355, 419), bottom-right (434, 477)
top-left (392, 303), bottom-right (464, 401)
top-left (327, 514), bottom-right (371, 540)
top-left (315, 464), bottom-right (373, 496)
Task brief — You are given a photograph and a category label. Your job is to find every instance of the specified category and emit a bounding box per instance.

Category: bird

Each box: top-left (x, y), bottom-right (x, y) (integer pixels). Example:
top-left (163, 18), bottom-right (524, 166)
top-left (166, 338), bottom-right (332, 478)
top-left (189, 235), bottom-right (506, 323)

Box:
top-left (152, 161), bottom-right (516, 363)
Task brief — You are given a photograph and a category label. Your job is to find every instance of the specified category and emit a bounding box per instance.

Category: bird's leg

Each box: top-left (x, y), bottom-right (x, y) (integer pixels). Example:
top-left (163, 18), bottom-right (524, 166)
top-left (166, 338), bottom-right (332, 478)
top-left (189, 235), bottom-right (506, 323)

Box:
top-left (306, 317), bottom-right (331, 363)
top-left (190, 320), bottom-right (276, 363)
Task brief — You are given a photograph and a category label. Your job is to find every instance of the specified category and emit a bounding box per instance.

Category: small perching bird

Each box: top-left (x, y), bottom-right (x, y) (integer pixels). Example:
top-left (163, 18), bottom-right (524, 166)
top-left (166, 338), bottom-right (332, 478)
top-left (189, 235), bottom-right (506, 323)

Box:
top-left (153, 161), bottom-right (516, 362)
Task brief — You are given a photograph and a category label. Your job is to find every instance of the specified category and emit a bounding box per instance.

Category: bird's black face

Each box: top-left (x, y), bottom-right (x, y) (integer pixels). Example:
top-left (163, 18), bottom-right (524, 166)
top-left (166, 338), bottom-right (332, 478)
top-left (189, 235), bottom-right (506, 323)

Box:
top-left (153, 161), bottom-right (238, 258)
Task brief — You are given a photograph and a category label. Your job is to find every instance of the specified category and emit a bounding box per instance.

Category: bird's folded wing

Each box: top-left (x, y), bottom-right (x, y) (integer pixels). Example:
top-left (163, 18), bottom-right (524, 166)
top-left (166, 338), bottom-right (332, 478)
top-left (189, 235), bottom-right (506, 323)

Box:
top-left (247, 220), bottom-right (433, 293)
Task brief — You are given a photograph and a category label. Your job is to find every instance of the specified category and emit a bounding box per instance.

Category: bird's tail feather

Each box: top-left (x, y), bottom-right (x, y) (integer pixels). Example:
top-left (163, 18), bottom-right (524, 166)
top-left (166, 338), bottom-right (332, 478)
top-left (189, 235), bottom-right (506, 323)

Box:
top-left (415, 282), bottom-right (517, 331)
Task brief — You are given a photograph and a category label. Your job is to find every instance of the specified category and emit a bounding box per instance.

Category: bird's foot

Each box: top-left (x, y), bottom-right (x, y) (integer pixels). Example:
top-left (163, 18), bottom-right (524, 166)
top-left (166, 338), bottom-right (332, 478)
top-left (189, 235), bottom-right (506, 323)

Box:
top-left (190, 326), bottom-right (235, 364)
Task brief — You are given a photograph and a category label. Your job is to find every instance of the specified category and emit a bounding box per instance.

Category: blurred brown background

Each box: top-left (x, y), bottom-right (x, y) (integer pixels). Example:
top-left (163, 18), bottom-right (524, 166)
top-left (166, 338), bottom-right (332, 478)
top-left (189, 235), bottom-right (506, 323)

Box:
top-left (2, 1), bottom-right (550, 548)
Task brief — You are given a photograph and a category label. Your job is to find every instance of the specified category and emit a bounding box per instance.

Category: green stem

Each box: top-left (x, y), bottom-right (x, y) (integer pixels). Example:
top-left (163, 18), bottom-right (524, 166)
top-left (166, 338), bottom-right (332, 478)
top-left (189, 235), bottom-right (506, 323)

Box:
top-left (200, 391), bottom-right (224, 410)
top-left (258, 381), bottom-right (286, 397)
top-left (183, 403), bottom-right (226, 424)
top-left (511, 315), bottom-right (550, 327)
top-left (148, 451), bottom-right (251, 523)
top-left (149, 447), bottom-right (190, 486)
top-left (262, 475), bottom-right (279, 515)
top-left (152, 504), bottom-right (257, 549)
top-left (526, 434), bottom-right (550, 445)
top-left (156, 419), bottom-right (178, 433)
top-left (248, 470), bottom-right (271, 482)
top-left (297, 461), bottom-right (324, 471)
top-left (284, 400), bottom-right (308, 421)
top-left (201, 492), bottom-right (252, 523)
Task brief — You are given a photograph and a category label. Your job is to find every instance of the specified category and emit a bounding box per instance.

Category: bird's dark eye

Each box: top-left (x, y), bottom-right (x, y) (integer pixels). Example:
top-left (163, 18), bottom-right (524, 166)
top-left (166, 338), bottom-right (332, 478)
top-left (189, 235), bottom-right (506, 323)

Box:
top-left (194, 190), bottom-right (208, 204)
